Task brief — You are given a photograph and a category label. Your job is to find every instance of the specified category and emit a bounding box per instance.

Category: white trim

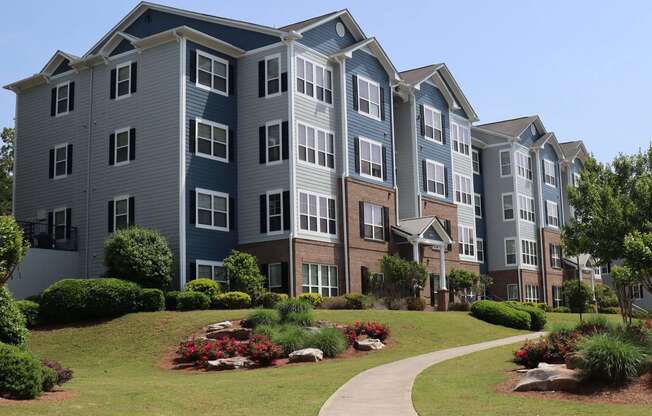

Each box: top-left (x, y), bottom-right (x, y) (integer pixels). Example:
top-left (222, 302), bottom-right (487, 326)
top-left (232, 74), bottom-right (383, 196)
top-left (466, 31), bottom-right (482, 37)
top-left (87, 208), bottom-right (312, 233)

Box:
top-left (113, 127), bottom-right (131, 166)
top-left (472, 149), bottom-right (480, 174)
top-left (112, 194), bottom-right (130, 232)
top-left (54, 81), bottom-right (71, 117)
top-left (264, 53), bottom-right (282, 98)
top-left (506, 283), bottom-right (519, 301)
top-left (451, 120), bottom-right (471, 157)
top-left (521, 238), bottom-right (539, 267)
top-left (267, 262), bottom-right (283, 288)
top-left (356, 74), bottom-right (381, 121)
top-left (243, 41), bottom-right (285, 57)
top-left (546, 200), bottom-right (560, 228)
top-left (195, 50), bottom-right (229, 96)
top-left (504, 237), bottom-right (517, 266)
top-left (52, 142), bottom-right (69, 180)
top-left (297, 189), bottom-right (338, 238)
top-left (517, 193), bottom-right (536, 223)
top-left (358, 136), bottom-right (384, 182)
top-left (194, 118), bottom-right (229, 163)
top-left (453, 173), bottom-right (473, 206)
top-left (295, 55), bottom-right (334, 106)
top-left (499, 149), bottom-right (512, 177)
top-left (52, 206), bottom-right (68, 240)
top-left (288, 39), bottom-right (296, 296)
top-left (422, 104), bottom-right (443, 144)
top-left (501, 192), bottom-right (515, 221)
top-left (179, 37), bottom-right (187, 289)
top-left (266, 189), bottom-right (284, 235)
top-left (195, 188), bottom-right (229, 232)
top-left (474, 193), bottom-right (482, 218)
top-left (195, 260), bottom-right (228, 284)
top-left (265, 119), bottom-right (284, 165)
top-left (424, 159), bottom-right (446, 198)
top-left (362, 202), bottom-right (385, 241)
top-left (515, 150), bottom-right (533, 181)
top-left (296, 121), bottom-right (335, 170)
top-left (300, 263), bottom-right (339, 296)
top-left (477, 238), bottom-right (485, 263)
top-left (543, 158), bottom-right (557, 188)
top-left (114, 60), bottom-right (133, 100)
top-left (457, 224), bottom-right (476, 261)
top-left (12, 94), bottom-right (17, 215)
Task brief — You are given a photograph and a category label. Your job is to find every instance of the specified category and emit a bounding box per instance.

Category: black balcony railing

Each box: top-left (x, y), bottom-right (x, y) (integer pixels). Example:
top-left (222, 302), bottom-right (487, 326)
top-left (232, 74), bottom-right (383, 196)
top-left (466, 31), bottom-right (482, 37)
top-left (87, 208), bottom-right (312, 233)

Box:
top-left (18, 221), bottom-right (78, 251)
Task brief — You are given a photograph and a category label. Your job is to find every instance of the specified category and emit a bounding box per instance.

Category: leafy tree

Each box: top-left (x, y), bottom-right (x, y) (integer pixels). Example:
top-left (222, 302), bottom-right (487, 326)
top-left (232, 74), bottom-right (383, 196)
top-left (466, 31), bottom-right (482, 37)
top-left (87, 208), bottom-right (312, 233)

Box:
top-left (622, 230), bottom-right (652, 292)
top-left (0, 216), bottom-right (29, 285)
top-left (610, 266), bottom-right (638, 325)
top-left (477, 274), bottom-right (494, 300)
top-left (379, 255), bottom-right (428, 299)
top-left (0, 128), bottom-right (15, 215)
top-left (448, 268), bottom-right (478, 303)
top-left (594, 283), bottom-right (618, 310)
top-left (563, 279), bottom-right (592, 321)
top-left (223, 250), bottom-right (265, 297)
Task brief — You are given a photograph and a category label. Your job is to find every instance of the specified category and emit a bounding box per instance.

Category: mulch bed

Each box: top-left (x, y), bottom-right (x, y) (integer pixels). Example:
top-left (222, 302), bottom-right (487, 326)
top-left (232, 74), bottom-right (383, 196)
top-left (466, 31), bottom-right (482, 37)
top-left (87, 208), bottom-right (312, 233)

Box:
top-left (497, 370), bottom-right (652, 405)
top-left (0, 389), bottom-right (79, 406)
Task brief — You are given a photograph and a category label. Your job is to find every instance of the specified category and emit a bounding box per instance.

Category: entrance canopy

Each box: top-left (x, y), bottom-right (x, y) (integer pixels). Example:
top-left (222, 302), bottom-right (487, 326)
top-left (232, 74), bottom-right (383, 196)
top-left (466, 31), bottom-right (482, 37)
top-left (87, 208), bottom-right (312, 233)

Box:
top-left (391, 216), bottom-right (452, 247)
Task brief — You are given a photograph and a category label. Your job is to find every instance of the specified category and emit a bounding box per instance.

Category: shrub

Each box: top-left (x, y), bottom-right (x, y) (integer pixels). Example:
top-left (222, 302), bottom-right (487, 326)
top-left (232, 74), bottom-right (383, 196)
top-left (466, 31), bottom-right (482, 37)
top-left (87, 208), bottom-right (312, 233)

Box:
top-left (177, 337), bottom-right (246, 365)
top-left (575, 315), bottom-right (611, 335)
top-left (306, 328), bottom-right (347, 358)
top-left (553, 306), bottom-right (571, 313)
top-left (284, 310), bottom-right (315, 327)
top-left (271, 325), bottom-right (309, 356)
top-left (15, 300), bottom-right (39, 327)
top-left (242, 309), bottom-right (280, 329)
top-left (248, 335), bottom-right (282, 365)
top-left (545, 328), bottom-right (582, 362)
top-left (470, 300), bottom-right (531, 330)
top-left (252, 324), bottom-right (275, 340)
top-left (40, 359), bottom-right (73, 386)
top-left (505, 301), bottom-right (547, 331)
top-left (257, 292), bottom-right (288, 308)
top-left (349, 321), bottom-right (390, 341)
top-left (104, 226), bottom-right (173, 289)
top-left (384, 297), bottom-right (402, 310)
top-left (0, 287), bottom-right (28, 346)
top-left (379, 254), bottom-right (428, 298)
top-left (514, 338), bottom-right (549, 368)
top-left (344, 293), bottom-right (372, 309)
top-left (223, 250), bottom-right (265, 297)
top-left (320, 296), bottom-right (349, 310)
top-left (523, 302), bottom-right (551, 312)
top-left (186, 278), bottom-right (222, 299)
top-left (449, 302), bottom-right (471, 311)
top-left (576, 334), bottom-right (646, 384)
top-left (563, 279), bottom-right (592, 315)
top-left (164, 291), bottom-right (182, 311)
top-left (406, 297), bottom-right (426, 311)
top-left (595, 284), bottom-right (619, 309)
top-left (276, 298), bottom-right (312, 320)
top-left (599, 307), bottom-right (621, 314)
top-left (0, 343), bottom-right (42, 400)
top-left (40, 366), bottom-right (58, 392)
top-left (212, 291), bottom-right (252, 309)
top-left (139, 288), bottom-right (165, 312)
top-left (0, 215), bottom-right (29, 285)
top-left (298, 293), bottom-right (323, 307)
top-left (176, 292), bottom-right (210, 311)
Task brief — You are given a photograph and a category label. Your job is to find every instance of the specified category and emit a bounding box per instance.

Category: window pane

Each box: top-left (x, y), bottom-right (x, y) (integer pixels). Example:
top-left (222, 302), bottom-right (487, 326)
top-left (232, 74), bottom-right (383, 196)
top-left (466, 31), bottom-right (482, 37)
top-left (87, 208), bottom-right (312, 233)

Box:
top-left (56, 161), bottom-right (66, 176)
top-left (198, 210), bottom-right (212, 225)
top-left (55, 147), bottom-right (66, 161)
top-left (267, 58), bottom-right (279, 78)
top-left (198, 193), bottom-right (212, 209)
top-left (213, 212), bottom-right (227, 227)
top-left (118, 66), bottom-right (130, 81)
top-left (197, 265), bottom-right (212, 279)
top-left (198, 71), bottom-right (211, 87)
top-left (198, 138), bottom-right (212, 155)
top-left (213, 196), bottom-right (227, 212)
top-left (213, 127), bottom-right (226, 144)
top-left (117, 81), bottom-right (130, 96)
top-left (116, 147), bottom-right (129, 163)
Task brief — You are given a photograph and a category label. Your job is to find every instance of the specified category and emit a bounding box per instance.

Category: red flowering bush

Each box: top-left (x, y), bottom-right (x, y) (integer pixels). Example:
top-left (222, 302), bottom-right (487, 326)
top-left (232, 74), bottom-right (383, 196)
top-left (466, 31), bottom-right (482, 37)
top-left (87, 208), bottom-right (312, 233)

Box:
top-left (514, 338), bottom-right (549, 368)
top-left (177, 338), bottom-right (247, 365)
top-left (545, 329), bottom-right (582, 362)
top-left (343, 327), bottom-right (357, 345)
top-left (346, 321), bottom-right (390, 342)
top-left (248, 335), bottom-right (281, 366)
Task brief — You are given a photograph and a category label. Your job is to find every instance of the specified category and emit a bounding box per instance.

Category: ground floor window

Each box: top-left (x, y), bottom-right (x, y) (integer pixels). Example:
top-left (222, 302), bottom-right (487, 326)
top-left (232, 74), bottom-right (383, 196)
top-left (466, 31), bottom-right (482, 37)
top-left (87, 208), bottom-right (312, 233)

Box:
top-left (196, 260), bottom-right (228, 285)
top-left (302, 263), bottom-right (338, 296)
top-left (268, 263), bottom-right (282, 289)
top-left (632, 284), bottom-right (644, 300)
top-left (552, 285), bottom-right (563, 308)
top-left (507, 284), bottom-right (519, 301)
top-left (521, 239), bottom-right (538, 266)
top-left (524, 284), bottom-right (540, 302)
top-left (477, 238), bottom-right (485, 263)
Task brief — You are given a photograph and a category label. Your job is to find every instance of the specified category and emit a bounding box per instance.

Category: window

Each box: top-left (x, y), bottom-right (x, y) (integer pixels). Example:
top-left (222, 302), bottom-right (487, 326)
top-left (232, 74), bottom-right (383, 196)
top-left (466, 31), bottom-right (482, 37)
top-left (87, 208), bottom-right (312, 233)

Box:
top-left (268, 263), bottom-right (282, 289)
top-left (115, 61), bottom-right (132, 98)
top-left (426, 160), bottom-right (446, 197)
top-left (593, 267), bottom-right (601, 278)
top-left (601, 264), bottom-right (610, 275)
top-left (500, 150), bottom-right (511, 177)
top-left (546, 200), bottom-right (559, 227)
top-left (265, 121), bottom-right (281, 164)
top-left (296, 57), bottom-right (332, 104)
top-left (519, 195), bottom-right (535, 223)
top-left (502, 193), bottom-right (514, 221)
top-left (114, 129), bottom-right (131, 165)
top-left (357, 76), bottom-right (381, 119)
top-left (477, 238), bottom-right (485, 262)
top-left (267, 191), bottom-right (283, 233)
top-left (359, 137), bottom-right (383, 180)
top-left (113, 196), bottom-right (130, 231)
top-left (552, 286), bottom-right (563, 308)
top-left (298, 123), bottom-right (335, 169)
top-left (196, 119), bottom-right (228, 162)
top-left (451, 122), bottom-right (471, 156)
top-left (302, 264), bottom-right (338, 296)
top-left (472, 150), bottom-right (480, 174)
top-left (53, 143), bottom-right (68, 178)
top-left (458, 225), bottom-right (475, 258)
top-left (522, 239), bottom-right (538, 266)
top-left (52, 208), bottom-right (67, 240)
top-left (363, 203), bottom-right (384, 241)
top-left (423, 106), bottom-right (442, 143)
top-left (530, 124), bottom-right (537, 136)
top-left (505, 238), bottom-right (517, 265)
top-left (573, 172), bottom-right (581, 187)
top-left (55, 82), bottom-right (70, 116)
top-left (264, 55), bottom-right (280, 96)
top-left (454, 174), bottom-right (472, 205)
top-left (525, 285), bottom-right (540, 302)
top-left (299, 191), bottom-right (336, 235)
top-left (196, 260), bottom-right (228, 284)
top-left (543, 159), bottom-right (556, 187)
top-left (507, 284), bottom-right (519, 300)
top-left (632, 284), bottom-right (644, 300)
top-left (474, 194), bottom-right (482, 218)
top-left (550, 244), bottom-right (562, 269)
top-left (516, 152), bottom-right (533, 180)
top-left (196, 189), bottom-right (229, 231)
top-left (196, 50), bottom-right (228, 95)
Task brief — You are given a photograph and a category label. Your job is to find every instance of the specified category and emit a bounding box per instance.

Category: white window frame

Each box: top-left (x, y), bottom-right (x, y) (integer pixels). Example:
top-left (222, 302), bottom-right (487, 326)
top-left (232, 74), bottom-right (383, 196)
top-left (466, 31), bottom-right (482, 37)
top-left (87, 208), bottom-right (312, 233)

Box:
top-left (502, 193), bottom-right (515, 221)
top-left (53, 142), bottom-right (68, 179)
top-left (425, 160), bottom-right (446, 198)
top-left (477, 238), bottom-right (485, 263)
top-left (521, 239), bottom-right (538, 267)
top-left (295, 56), bottom-right (333, 105)
top-left (505, 238), bottom-right (517, 266)
top-left (524, 284), bottom-right (540, 302)
top-left (266, 189), bottom-right (284, 235)
top-left (115, 61), bottom-right (133, 100)
top-left (472, 149), bottom-right (480, 174)
top-left (454, 173), bottom-right (472, 205)
top-left (195, 118), bottom-right (229, 163)
top-left (474, 193), bottom-right (482, 218)
top-left (113, 194), bottom-right (130, 232)
top-left (363, 202), bottom-right (384, 241)
top-left (113, 127), bottom-right (131, 166)
top-left (301, 263), bottom-right (338, 297)
top-left (573, 172), bottom-right (581, 187)
top-left (52, 207), bottom-right (68, 240)
top-left (297, 122), bottom-right (335, 170)
top-left (516, 151), bottom-right (533, 181)
top-left (546, 200), bottom-right (559, 228)
top-left (356, 75), bottom-right (381, 120)
top-left (298, 190), bottom-right (337, 236)
top-left (507, 283), bottom-right (519, 301)
top-left (550, 244), bottom-right (562, 269)
top-left (264, 54), bottom-right (281, 98)
top-left (265, 119), bottom-right (282, 165)
top-left (632, 284), bottom-right (644, 300)
top-left (458, 225), bottom-right (476, 259)
top-left (451, 121), bottom-right (471, 156)
top-left (423, 105), bottom-right (443, 143)
top-left (499, 149), bottom-right (512, 177)
top-left (55, 81), bottom-right (71, 117)
top-left (358, 136), bottom-right (383, 181)
top-left (196, 50), bottom-right (229, 96)
top-left (268, 262), bottom-right (283, 289)
top-left (196, 260), bottom-right (228, 285)
top-left (518, 194), bottom-right (536, 223)
top-left (195, 188), bottom-right (229, 232)
top-left (543, 159), bottom-right (557, 187)
top-left (552, 285), bottom-right (563, 308)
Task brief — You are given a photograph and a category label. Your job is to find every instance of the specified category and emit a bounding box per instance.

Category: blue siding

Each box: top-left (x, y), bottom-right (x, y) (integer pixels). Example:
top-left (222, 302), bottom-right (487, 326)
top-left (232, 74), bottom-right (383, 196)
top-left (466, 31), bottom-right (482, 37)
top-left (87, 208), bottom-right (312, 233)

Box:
top-left (415, 82), bottom-right (453, 204)
top-left (110, 39), bottom-right (135, 56)
top-left (125, 9), bottom-right (279, 51)
top-left (473, 145), bottom-right (487, 274)
top-left (540, 142), bottom-right (563, 229)
top-left (298, 17), bottom-right (357, 55)
top-left (52, 59), bottom-right (72, 75)
top-left (518, 123), bottom-right (539, 146)
top-left (185, 41), bottom-right (238, 268)
top-left (346, 50), bottom-right (393, 188)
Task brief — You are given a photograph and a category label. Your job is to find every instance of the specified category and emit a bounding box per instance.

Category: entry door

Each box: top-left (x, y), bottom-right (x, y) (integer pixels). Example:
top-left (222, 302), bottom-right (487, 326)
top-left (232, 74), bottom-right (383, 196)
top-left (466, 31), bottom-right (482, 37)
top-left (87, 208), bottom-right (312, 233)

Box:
top-left (430, 274), bottom-right (440, 307)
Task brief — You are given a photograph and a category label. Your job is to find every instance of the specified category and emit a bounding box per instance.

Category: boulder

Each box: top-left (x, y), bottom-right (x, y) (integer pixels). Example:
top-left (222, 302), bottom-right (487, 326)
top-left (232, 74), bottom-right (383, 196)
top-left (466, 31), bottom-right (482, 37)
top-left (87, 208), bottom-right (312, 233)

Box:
top-left (206, 328), bottom-right (252, 341)
top-left (206, 357), bottom-right (253, 371)
top-left (207, 321), bottom-right (233, 331)
top-left (514, 363), bottom-right (581, 392)
top-left (289, 348), bottom-right (324, 363)
top-left (303, 327), bottom-right (321, 333)
top-left (564, 353), bottom-right (585, 370)
top-left (354, 338), bottom-right (384, 351)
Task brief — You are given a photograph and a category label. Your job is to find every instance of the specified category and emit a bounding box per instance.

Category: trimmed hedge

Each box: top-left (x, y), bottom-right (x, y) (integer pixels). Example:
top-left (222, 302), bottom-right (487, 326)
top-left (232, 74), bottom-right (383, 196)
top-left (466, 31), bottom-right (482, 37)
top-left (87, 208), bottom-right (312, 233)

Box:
top-left (176, 292), bottom-right (210, 311)
top-left (298, 293), bottom-right (323, 307)
top-left (470, 300), bottom-right (531, 330)
top-left (505, 301), bottom-right (547, 331)
top-left (139, 288), bottom-right (165, 312)
top-left (15, 300), bottom-right (39, 327)
top-left (212, 291), bottom-right (251, 309)
top-left (257, 292), bottom-right (288, 308)
top-left (344, 293), bottom-right (372, 309)
top-left (164, 291), bottom-right (182, 311)
top-left (0, 343), bottom-right (43, 400)
top-left (0, 287), bottom-right (28, 346)
top-left (186, 279), bottom-right (221, 299)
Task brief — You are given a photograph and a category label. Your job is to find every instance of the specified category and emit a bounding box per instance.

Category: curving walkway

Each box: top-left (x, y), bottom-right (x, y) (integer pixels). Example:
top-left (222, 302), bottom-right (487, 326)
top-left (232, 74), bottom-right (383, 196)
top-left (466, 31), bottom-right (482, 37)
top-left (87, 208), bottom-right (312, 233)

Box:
top-left (318, 332), bottom-right (545, 416)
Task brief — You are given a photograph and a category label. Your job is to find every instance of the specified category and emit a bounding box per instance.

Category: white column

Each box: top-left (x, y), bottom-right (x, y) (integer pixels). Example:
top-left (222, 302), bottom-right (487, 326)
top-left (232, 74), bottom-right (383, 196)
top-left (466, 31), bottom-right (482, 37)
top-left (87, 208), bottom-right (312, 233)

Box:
top-left (412, 241), bottom-right (419, 262)
top-left (439, 244), bottom-right (447, 290)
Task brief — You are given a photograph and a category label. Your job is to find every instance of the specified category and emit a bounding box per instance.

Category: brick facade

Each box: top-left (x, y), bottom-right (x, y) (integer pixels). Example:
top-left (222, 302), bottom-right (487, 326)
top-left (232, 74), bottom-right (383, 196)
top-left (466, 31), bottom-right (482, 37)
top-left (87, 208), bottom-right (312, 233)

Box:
top-left (293, 238), bottom-right (345, 296)
top-left (541, 228), bottom-right (564, 305)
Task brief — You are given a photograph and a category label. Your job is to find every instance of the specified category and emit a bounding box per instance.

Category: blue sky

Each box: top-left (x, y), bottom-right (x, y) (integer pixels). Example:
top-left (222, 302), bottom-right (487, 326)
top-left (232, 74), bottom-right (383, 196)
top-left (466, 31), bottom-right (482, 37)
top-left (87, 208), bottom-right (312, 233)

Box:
top-left (1, 0), bottom-right (650, 162)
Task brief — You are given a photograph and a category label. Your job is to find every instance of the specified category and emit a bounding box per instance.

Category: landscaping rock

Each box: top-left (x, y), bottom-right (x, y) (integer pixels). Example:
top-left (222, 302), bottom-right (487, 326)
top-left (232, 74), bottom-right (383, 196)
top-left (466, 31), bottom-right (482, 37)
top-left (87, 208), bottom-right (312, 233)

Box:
top-left (304, 327), bottom-right (321, 333)
top-left (514, 363), bottom-right (581, 392)
top-left (207, 321), bottom-right (233, 331)
top-left (354, 338), bottom-right (384, 351)
top-left (206, 357), bottom-right (253, 371)
top-left (316, 320), bottom-right (336, 328)
top-left (564, 353), bottom-right (585, 370)
top-left (206, 328), bottom-right (252, 341)
top-left (289, 348), bottom-right (324, 363)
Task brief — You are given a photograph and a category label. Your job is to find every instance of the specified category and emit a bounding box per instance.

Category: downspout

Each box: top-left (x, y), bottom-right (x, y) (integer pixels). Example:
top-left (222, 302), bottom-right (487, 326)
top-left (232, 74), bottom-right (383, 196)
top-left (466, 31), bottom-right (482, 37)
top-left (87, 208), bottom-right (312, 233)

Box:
top-left (336, 56), bottom-right (350, 294)
top-left (512, 141), bottom-right (523, 300)
top-left (84, 66), bottom-right (95, 278)
top-left (389, 85), bottom-right (399, 226)
top-left (409, 91), bottom-right (421, 217)
top-left (11, 94), bottom-right (18, 216)
top-left (534, 148), bottom-right (548, 305)
top-left (286, 36), bottom-right (298, 296)
top-left (178, 36), bottom-right (187, 288)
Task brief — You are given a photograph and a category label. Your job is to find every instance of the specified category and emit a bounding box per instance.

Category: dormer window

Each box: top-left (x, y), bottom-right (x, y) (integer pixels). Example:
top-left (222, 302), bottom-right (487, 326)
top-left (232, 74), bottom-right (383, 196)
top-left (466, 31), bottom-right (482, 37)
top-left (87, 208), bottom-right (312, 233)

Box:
top-left (530, 124), bottom-right (537, 136)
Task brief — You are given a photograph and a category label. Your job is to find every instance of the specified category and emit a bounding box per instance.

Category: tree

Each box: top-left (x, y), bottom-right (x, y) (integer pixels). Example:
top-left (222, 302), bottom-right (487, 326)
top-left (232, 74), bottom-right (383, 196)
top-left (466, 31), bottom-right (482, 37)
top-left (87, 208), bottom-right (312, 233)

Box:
top-left (448, 268), bottom-right (478, 303)
top-left (622, 230), bottom-right (652, 293)
top-left (0, 216), bottom-right (29, 285)
top-left (594, 283), bottom-right (618, 310)
top-left (223, 250), bottom-right (265, 297)
top-left (0, 128), bottom-right (15, 215)
top-left (477, 274), bottom-right (494, 300)
top-left (610, 266), bottom-right (637, 325)
top-left (379, 255), bottom-right (428, 299)
top-left (563, 279), bottom-right (592, 321)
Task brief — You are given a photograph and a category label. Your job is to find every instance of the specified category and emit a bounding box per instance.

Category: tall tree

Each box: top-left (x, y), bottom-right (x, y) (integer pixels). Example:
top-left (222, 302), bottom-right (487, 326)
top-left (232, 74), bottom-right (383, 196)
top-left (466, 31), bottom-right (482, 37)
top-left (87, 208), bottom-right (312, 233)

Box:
top-left (0, 127), bottom-right (15, 215)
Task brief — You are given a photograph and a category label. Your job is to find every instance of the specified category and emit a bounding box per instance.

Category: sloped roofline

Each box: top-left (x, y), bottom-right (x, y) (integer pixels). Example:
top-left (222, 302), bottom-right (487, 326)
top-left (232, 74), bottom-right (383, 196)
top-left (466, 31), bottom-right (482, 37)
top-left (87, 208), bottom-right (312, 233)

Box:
top-left (475, 115), bottom-right (546, 140)
top-left (530, 132), bottom-right (565, 160)
top-left (280, 9), bottom-right (366, 41)
top-left (331, 37), bottom-right (400, 82)
top-left (40, 50), bottom-right (79, 75)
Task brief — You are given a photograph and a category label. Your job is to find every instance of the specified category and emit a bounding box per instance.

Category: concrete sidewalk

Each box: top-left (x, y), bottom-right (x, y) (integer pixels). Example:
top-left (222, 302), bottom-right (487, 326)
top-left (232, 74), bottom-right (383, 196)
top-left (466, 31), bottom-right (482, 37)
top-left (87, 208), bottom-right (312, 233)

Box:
top-left (318, 332), bottom-right (545, 416)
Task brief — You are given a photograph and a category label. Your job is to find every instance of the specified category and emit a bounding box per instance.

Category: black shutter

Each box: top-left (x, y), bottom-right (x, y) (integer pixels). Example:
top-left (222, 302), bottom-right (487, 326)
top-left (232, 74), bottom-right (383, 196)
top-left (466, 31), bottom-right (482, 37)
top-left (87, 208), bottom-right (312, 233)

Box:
top-left (65, 208), bottom-right (72, 240)
top-left (189, 190), bottom-right (196, 225)
top-left (128, 197), bottom-right (135, 226)
top-left (110, 69), bottom-right (117, 99)
top-left (281, 262), bottom-right (289, 294)
top-left (260, 194), bottom-right (267, 233)
top-left (444, 167), bottom-right (449, 197)
top-left (109, 134), bottom-right (115, 165)
top-left (544, 201), bottom-right (548, 225)
top-left (189, 119), bottom-right (196, 154)
top-left (354, 137), bottom-right (360, 173)
top-left (380, 87), bottom-right (386, 121)
top-left (383, 206), bottom-right (390, 242)
top-left (130, 62), bottom-right (137, 94)
top-left (108, 200), bottom-right (114, 233)
top-left (281, 72), bottom-right (288, 92)
top-left (67, 144), bottom-right (73, 174)
top-left (229, 128), bottom-right (235, 162)
top-left (260, 263), bottom-right (269, 289)
top-left (281, 121), bottom-right (289, 160)
top-left (352, 75), bottom-right (358, 111)
top-left (68, 82), bottom-right (75, 112)
top-left (47, 212), bottom-right (53, 237)
top-left (229, 63), bottom-right (235, 96)
top-left (229, 197), bottom-right (236, 231)
top-left (541, 159), bottom-right (545, 184)
top-left (382, 146), bottom-right (387, 181)
top-left (49, 149), bottom-right (54, 178)
top-left (258, 60), bottom-right (266, 97)
top-left (129, 128), bottom-right (136, 160)
top-left (259, 126), bottom-right (266, 164)
top-left (361, 266), bottom-right (369, 294)
top-left (419, 105), bottom-right (425, 136)
top-left (549, 244), bottom-right (553, 268)
top-left (50, 88), bottom-right (57, 116)
top-left (189, 51), bottom-right (197, 83)
top-left (359, 201), bottom-right (365, 238)
top-left (422, 160), bottom-right (428, 192)
top-left (188, 262), bottom-right (196, 282)
top-left (283, 191), bottom-right (290, 231)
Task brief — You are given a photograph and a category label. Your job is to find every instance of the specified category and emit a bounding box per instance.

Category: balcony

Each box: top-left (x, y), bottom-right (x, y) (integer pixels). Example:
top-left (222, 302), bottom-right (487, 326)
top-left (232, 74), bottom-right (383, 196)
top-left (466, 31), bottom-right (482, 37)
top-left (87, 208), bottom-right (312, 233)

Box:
top-left (18, 221), bottom-right (78, 251)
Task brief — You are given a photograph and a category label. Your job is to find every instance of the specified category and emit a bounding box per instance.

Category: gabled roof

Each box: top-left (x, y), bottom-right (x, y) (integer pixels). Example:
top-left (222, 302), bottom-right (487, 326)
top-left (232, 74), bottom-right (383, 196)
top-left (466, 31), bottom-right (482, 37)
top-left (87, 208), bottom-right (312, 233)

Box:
top-left (391, 216), bottom-right (452, 245)
top-left (279, 9), bottom-right (366, 41)
top-left (40, 50), bottom-right (79, 75)
top-left (331, 37), bottom-right (400, 82)
top-left (279, 10), bottom-right (340, 32)
top-left (97, 32), bottom-right (141, 57)
top-left (560, 140), bottom-right (589, 163)
top-left (530, 132), bottom-right (565, 160)
top-left (475, 115), bottom-right (545, 138)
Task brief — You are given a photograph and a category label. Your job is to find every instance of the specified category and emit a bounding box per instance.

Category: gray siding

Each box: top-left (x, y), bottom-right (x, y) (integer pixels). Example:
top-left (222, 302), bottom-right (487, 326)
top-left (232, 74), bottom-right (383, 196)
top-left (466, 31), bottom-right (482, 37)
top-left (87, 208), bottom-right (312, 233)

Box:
top-left (393, 96), bottom-right (417, 219)
top-left (451, 113), bottom-right (475, 230)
